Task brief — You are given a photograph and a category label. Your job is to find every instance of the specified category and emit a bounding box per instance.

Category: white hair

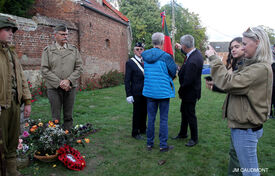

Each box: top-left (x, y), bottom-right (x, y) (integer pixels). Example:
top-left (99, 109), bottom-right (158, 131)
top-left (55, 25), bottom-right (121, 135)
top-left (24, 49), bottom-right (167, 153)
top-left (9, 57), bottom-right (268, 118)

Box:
top-left (180, 34), bottom-right (195, 48)
top-left (152, 32), bottom-right (164, 46)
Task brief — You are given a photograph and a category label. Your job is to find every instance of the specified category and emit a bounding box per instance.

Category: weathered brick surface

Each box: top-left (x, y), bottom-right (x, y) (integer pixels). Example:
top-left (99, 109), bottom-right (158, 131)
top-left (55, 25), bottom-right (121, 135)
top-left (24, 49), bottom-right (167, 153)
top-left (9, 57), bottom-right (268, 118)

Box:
top-left (3, 0), bottom-right (130, 85)
top-left (31, 0), bottom-right (130, 77)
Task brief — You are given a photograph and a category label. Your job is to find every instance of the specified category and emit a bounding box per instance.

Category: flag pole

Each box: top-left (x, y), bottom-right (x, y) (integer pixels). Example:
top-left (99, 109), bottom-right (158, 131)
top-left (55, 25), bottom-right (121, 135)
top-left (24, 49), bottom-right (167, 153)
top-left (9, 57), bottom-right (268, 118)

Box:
top-left (171, 0), bottom-right (176, 59)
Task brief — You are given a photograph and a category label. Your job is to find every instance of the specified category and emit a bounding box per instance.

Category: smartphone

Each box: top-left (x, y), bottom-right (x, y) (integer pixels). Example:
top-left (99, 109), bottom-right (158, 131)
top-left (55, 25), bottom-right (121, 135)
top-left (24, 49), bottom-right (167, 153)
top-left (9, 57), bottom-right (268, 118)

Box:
top-left (204, 76), bottom-right (212, 81)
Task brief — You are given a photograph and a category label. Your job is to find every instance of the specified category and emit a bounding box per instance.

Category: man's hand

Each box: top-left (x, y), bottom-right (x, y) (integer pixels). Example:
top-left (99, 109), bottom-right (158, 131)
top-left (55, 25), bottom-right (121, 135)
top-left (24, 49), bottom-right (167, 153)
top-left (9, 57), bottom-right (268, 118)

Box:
top-left (175, 43), bottom-right (181, 50)
top-left (60, 80), bottom-right (71, 91)
top-left (24, 105), bottom-right (31, 118)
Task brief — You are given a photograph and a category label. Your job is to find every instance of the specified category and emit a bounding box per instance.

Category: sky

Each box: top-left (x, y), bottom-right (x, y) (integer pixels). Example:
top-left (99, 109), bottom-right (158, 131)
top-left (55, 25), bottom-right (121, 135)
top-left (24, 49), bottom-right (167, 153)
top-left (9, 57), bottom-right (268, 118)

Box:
top-left (159, 0), bottom-right (275, 42)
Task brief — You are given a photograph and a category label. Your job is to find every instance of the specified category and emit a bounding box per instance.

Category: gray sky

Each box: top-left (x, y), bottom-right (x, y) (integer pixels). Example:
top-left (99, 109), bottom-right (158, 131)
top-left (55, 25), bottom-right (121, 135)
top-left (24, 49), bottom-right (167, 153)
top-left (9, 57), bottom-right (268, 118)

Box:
top-left (160, 0), bottom-right (275, 42)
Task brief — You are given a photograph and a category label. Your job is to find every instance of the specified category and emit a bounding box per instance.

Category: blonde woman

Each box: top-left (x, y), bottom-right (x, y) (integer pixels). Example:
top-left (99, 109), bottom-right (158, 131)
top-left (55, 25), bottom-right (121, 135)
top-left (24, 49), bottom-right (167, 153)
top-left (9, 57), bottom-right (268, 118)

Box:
top-left (205, 26), bottom-right (273, 176)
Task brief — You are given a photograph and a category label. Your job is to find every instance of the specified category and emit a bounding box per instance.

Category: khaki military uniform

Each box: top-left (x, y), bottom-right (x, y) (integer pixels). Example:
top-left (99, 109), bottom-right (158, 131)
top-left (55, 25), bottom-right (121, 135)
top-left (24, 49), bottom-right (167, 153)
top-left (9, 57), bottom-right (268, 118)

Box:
top-left (41, 43), bottom-right (83, 130)
top-left (0, 44), bottom-right (31, 176)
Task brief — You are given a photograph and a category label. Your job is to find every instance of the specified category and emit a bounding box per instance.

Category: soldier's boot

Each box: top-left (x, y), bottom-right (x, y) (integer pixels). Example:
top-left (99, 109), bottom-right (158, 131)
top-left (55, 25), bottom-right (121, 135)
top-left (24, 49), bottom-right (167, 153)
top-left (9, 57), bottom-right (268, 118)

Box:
top-left (6, 158), bottom-right (20, 176)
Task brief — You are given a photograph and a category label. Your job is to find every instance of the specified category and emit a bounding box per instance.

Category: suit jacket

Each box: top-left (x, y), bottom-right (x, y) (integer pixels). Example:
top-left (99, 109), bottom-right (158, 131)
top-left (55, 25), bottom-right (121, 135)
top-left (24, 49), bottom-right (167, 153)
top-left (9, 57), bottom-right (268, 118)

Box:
top-left (124, 56), bottom-right (144, 97)
top-left (178, 49), bottom-right (204, 102)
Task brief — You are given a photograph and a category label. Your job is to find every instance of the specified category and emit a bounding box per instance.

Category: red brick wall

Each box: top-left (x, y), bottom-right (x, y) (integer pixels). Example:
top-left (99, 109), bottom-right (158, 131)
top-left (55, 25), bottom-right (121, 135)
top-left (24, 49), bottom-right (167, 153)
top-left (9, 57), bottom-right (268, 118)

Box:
top-left (14, 23), bottom-right (78, 70)
top-left (32, 0), bottom-right (78, 22)
top-left (31, 0), bottom-right (129, 79)
top-left (77, 6), bottom-right (128, 78)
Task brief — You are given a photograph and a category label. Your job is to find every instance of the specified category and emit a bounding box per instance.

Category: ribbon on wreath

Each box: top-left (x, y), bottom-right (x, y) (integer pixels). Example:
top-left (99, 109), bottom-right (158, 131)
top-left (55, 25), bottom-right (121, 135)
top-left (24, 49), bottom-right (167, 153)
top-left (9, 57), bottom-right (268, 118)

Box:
top-left (58, 144), bottom-right (86, 171)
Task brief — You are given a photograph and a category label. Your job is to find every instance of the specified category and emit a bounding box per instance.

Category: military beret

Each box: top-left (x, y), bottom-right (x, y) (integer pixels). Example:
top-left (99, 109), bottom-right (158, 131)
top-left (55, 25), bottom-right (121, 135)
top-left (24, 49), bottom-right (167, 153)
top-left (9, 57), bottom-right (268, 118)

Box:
top-left (135, 42), bottom-right (144, 48)
top-left (54, 24), bottom-right (68, 32)
top-left (0, 16), bottom-right (18, 33)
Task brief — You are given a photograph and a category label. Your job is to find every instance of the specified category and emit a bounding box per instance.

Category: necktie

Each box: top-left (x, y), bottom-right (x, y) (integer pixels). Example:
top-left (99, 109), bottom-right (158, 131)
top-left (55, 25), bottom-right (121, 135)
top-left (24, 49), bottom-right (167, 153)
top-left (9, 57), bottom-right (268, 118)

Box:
top-left (184, 56), bottom-right (187, 64)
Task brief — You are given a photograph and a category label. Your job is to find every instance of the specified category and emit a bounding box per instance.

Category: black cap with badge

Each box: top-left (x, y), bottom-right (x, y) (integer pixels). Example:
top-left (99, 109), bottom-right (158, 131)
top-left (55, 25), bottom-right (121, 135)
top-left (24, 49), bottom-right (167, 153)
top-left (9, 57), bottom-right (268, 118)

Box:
top-left (134, 42), bottom-right (145, 48)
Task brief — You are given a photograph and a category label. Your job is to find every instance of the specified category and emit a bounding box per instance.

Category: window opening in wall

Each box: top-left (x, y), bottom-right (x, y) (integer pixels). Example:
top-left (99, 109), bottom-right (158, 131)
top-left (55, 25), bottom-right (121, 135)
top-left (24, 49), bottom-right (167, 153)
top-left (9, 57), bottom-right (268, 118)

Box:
top-left (105, 39), bottom-right (110, 48)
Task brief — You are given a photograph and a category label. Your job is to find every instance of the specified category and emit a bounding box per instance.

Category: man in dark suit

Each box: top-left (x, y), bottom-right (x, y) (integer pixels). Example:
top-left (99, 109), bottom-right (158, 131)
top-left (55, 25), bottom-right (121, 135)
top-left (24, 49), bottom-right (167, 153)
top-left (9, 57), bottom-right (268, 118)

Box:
top-left (173, 35), bottom-right (204, 147)
top-left (124, 42), bottom-right (147, 140)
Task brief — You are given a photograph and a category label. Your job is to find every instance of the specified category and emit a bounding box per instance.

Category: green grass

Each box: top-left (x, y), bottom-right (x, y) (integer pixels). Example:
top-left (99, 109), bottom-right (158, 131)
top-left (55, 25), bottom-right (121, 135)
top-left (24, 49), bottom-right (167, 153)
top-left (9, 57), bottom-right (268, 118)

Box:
top-left (21, 77), bottom-right (275, 176)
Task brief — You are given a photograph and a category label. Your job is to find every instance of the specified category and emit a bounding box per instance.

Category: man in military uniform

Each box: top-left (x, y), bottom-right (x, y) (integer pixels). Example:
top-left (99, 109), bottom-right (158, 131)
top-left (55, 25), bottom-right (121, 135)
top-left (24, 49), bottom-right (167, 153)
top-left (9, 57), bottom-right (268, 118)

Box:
top-left (41, 24), bottom-right (83, 130)
top-left (0, 16), bottom-right (32, 176)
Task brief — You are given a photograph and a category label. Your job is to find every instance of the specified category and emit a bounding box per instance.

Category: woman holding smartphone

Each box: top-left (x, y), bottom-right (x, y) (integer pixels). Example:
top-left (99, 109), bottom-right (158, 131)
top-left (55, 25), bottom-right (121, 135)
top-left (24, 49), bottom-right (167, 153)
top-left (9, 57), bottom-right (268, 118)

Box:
top-left (205, 26), bottom-right (273, 176)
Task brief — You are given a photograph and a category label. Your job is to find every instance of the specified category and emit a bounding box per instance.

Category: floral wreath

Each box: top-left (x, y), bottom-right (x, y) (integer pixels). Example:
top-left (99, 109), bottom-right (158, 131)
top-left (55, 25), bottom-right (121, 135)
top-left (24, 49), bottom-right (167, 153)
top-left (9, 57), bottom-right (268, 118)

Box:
top-left (58, 144), bottom-right (86, 171)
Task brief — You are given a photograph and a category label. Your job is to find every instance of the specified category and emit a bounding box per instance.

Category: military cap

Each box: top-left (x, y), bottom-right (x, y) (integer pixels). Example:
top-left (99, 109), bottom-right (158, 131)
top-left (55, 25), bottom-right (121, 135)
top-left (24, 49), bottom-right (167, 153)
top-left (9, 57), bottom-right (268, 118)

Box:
top-left (54, 24), bottom-right (68, 32)
top-left (135, 42), bottom-right (144, 48)
top-left (0, 16), bottom-right (18, 33)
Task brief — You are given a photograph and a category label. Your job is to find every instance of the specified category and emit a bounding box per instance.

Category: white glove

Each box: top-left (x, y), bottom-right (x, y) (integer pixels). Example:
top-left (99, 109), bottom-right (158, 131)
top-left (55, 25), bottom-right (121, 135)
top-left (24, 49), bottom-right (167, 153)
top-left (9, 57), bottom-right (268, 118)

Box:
top-left (126, 96), bottom-right (134, 104)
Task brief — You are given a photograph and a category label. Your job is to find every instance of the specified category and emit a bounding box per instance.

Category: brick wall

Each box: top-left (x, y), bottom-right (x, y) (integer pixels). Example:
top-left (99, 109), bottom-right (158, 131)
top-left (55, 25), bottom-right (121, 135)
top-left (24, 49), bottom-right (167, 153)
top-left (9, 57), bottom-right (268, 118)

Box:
top-left (1, 0), bottom-right (130, 86)
top-left (32, 0), bottom-right (130, 80)
top-left (9, 14), bottom-right (79, 70)
top-left (77, 6), bottom-right (129, 79)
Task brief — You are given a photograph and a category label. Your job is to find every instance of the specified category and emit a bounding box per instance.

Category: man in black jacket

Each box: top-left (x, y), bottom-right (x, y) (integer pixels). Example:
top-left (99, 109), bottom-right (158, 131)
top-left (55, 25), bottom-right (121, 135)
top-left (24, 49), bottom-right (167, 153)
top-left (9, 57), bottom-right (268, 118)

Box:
top-left (173, 35), bottom-right (203, 147)
top-left (124, 42), bottom-right (147, 140)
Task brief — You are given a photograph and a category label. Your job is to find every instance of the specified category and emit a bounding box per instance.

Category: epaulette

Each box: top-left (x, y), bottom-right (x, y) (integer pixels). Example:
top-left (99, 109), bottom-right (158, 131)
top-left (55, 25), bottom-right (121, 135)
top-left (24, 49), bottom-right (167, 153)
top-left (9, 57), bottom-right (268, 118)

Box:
top-left (68, 44), bottom-right (78, 50)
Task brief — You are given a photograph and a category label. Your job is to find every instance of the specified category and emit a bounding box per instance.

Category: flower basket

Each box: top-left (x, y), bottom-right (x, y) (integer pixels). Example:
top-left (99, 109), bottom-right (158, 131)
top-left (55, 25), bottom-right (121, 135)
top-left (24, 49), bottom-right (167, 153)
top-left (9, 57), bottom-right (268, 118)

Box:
top-left (34, 151), bottom-right (58, 162)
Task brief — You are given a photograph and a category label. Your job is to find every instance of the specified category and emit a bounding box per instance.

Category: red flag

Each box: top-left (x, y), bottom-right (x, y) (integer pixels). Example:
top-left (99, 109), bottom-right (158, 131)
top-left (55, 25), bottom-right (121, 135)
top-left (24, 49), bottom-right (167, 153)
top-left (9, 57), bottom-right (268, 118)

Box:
top-left (160, 11), bottom-right (173, 56)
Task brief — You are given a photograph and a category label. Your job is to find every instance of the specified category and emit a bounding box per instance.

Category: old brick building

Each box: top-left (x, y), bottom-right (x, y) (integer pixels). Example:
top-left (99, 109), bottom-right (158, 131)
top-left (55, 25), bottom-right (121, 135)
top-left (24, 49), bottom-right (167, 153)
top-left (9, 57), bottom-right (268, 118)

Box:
top-left (3, 0), bottom-right (131, 85)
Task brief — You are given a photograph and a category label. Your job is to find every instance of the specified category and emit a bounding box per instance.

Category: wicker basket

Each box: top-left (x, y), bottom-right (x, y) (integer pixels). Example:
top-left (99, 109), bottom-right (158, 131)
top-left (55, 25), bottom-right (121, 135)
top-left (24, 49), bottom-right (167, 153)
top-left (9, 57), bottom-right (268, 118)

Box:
top-left (34, 151), bottom-right (58, 162)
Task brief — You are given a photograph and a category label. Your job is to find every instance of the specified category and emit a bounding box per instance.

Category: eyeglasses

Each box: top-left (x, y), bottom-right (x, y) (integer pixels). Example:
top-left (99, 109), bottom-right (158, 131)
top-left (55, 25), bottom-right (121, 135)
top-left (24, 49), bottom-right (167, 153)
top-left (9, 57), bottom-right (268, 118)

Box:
top-left (135, 48), bottom-right (144, 51)
top-left (246, 27), bottom-right (259, 39)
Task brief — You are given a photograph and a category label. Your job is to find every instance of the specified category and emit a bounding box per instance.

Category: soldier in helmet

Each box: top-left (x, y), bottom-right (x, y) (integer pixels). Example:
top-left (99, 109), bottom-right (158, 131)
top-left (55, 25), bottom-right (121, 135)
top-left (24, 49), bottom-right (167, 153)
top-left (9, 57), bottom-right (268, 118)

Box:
top-left (41, 24), bottom-right (83, 130)
top-left (0, 16), bottom-right (32, 176)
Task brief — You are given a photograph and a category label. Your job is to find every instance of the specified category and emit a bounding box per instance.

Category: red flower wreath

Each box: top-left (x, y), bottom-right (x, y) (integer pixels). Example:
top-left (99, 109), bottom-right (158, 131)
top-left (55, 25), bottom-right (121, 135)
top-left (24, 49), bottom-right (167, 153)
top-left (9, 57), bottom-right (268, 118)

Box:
top-left (58, 144), bottom-right (86, 171)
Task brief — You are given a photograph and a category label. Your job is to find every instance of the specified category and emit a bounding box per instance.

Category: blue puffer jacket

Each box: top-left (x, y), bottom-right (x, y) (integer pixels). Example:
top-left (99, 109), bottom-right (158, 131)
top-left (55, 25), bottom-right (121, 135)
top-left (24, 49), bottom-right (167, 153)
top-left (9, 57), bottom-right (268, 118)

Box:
top-left (142, 48), bottom-right (177, 99)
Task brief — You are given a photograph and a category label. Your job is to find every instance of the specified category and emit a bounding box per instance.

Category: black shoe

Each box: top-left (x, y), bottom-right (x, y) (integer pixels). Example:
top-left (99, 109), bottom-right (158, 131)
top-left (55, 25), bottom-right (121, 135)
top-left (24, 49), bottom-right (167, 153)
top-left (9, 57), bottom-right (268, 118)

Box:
top-left (172, 135), bottom-right (188, 140)
top-left (134, 134), bottom-right (145, 140)
top-left (133, 135), bottom-right (144, 140)
top-left (147, 145), bottom-right (153, 151)
top-left (185, 139), bottom-right (198, 147)
top-left (160, 145), bottom-right (174, 152)
top-left (140, 130), bottom-right (146, 135)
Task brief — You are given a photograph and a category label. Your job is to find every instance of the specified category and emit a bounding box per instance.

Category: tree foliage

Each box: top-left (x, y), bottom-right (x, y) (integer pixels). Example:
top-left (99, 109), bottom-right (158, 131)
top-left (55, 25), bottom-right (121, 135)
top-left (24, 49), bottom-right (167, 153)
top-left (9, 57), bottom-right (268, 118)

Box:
top-left (260, 25), bottom-right (275, 45)
top-left (119, 0), bottom-right (161, 50)
top-left (119, 0), bottom-right (207, 63)
top-left (161, 3), bottom-right (207, 63)
top-left (0, 0), bottom-right (35, 18)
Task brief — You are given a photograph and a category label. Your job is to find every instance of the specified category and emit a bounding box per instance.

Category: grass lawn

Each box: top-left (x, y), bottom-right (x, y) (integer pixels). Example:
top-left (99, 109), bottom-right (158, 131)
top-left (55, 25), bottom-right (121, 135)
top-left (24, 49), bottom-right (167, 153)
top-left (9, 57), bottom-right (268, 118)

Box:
top-left (21, 77), bottom-right (275, 176)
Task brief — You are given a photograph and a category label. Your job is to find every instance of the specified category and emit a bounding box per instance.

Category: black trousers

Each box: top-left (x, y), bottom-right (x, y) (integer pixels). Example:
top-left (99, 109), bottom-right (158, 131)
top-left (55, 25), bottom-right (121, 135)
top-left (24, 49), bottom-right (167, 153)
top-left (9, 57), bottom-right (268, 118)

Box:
top-left (47, 87), bottom-right (76, 130)
top-left (132, 95), bottom-right (147, 137)
top-left (179, 101), bottom-right (198, 141)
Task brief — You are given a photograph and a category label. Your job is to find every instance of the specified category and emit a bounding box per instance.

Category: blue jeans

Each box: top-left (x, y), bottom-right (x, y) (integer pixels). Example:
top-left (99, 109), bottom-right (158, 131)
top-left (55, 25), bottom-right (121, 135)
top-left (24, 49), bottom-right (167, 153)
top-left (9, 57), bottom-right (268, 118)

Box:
top-left (231, 128), bottom-right (263, 176)
top-left (146, 98), bottom-right (170, 148)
